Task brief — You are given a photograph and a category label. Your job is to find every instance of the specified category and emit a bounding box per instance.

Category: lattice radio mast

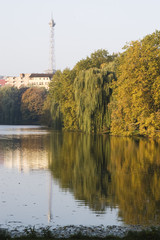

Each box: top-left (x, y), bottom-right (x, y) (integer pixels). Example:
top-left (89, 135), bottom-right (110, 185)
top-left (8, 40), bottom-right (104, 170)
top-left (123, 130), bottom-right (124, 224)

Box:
top-left (49, 16), bottom-right (56, 73)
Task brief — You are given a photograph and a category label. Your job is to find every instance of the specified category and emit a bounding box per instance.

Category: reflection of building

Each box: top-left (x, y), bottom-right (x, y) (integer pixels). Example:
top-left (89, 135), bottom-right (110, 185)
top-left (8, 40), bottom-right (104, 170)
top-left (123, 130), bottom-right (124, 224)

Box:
top-left (6, 73), bottom-right (53, 90)
top-left (2, 139), bottom-right (49, 172)
top-left (0, 132), bottom-right (54, 222)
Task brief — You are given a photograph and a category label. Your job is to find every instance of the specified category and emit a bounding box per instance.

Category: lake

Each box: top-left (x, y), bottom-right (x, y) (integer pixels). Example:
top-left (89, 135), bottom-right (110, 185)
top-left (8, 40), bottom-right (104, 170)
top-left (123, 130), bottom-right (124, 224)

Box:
top-left (0, 125), bottom-right (160, 230)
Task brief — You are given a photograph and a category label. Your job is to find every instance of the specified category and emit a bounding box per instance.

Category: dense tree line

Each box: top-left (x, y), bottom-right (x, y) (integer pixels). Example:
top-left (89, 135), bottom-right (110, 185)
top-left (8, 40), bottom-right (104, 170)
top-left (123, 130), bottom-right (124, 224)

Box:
top-left (110, 31), bottom-right (160, 137)
top-left (45, 49), bottom-right (117, 133)
top-left (0, 87), bottom-right (23, 124)
top-left (0, 86), bottom-right (47, 124)
top-left (46, 31), bottom-right (160, 137)
top-left (1, 31), bottom-right (160, 137)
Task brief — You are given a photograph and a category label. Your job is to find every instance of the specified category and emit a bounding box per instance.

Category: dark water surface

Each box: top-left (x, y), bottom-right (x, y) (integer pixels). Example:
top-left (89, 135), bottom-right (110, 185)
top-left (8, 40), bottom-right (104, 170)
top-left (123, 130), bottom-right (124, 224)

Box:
top-left (0, 125), bottom-right (160, 230)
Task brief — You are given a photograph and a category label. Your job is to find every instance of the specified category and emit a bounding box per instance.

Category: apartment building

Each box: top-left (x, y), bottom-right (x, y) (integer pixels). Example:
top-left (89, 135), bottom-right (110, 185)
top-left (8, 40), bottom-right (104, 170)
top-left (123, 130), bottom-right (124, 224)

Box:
top-left (6, 73), bottom-right (54, 90)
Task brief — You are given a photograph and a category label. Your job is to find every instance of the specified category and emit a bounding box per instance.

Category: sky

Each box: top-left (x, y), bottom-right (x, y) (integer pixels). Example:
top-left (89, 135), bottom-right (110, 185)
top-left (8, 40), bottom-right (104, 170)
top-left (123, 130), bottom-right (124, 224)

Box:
top-left (0, 0), bottom-right (160, 76)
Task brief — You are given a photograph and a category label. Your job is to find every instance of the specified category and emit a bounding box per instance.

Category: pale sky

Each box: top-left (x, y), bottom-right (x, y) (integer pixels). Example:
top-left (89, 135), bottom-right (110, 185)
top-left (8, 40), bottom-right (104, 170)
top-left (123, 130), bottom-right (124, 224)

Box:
top-left (0, 0), bottom-right (160, 76)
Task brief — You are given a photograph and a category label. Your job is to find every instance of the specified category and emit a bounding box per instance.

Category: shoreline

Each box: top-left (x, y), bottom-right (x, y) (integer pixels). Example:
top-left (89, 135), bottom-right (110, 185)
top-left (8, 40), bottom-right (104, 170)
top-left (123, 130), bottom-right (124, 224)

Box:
top-left (2, 225), bottom-right (160, 238)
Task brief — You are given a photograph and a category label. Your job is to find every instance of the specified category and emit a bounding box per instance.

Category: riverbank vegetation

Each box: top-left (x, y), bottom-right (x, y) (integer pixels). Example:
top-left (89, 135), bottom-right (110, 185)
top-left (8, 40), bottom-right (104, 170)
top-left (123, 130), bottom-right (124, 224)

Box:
top-left (1, 227), bottom-right (160, 240)
top-left (45, 31), bottom-right (160, 137)
top-left (0, 31), bottom-right (159, 137)
top-left (0, 86), bottom-right (47, 124)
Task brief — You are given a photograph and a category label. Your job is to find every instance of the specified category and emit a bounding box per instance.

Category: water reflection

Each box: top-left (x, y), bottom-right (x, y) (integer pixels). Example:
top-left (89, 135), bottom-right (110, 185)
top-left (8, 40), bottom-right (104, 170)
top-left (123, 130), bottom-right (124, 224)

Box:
top-left (48, 133), bottom-right (114, 212)
top-left (0, 125), bottom-right (48, 136)
top-left (0, 126), bottom-right (160, 227)
top-left (110, 137), bottom-right (160, 225)
top-left (0, 133), bottom-right (49, 172)
top-left (48, 132), bottom-right (160, 226)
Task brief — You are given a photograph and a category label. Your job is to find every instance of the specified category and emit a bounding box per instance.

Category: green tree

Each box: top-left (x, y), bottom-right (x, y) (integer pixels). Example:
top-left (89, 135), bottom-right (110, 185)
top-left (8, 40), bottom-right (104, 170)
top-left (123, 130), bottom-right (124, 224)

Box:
top-left (74, 49), bottom-right (116, 73)
top-left (46, 49), bottom-right (117, 133)
top-left (111, 31), bottom-right (160, 137)
top-left (0, 86), bottom-right (22, 124)
top-left (46, 69), bottom-right (78, 130)
top-left (74, 68), bottom-right (116, 133)
top-left (43, 70), bottom-right (63, 129)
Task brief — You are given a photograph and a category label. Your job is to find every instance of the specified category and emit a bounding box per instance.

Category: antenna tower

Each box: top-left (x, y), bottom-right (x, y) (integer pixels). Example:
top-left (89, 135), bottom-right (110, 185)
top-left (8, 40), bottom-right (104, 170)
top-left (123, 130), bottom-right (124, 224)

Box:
top-left (49, 16), bottom-right (56, 73)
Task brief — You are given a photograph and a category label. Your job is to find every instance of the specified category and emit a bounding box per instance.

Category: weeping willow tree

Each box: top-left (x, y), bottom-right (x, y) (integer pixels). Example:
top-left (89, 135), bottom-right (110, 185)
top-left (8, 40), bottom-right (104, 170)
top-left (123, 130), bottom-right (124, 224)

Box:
top-left (45, 49), bottom-right (117, 133)
top-left (74, 68), bottom-right (116, 133)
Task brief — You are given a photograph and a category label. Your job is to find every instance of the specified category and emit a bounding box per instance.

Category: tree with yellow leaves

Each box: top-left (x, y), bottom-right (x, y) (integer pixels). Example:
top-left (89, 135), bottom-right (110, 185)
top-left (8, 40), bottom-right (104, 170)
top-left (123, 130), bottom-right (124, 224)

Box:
top-left (111, 31), bottom-right (160, 137)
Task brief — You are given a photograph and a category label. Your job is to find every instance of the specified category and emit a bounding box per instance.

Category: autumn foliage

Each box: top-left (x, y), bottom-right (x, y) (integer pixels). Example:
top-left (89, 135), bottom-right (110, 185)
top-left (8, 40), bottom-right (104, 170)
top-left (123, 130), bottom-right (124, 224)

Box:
top-left (0, 31), bottom-right (159, 137)
top-left (46, 49), bottom-right (116, 133)
top-left (21, 87), bottom-right (47, 123)
top-left (46, 32), bottom-right (160, 137)
top-left (111, 31), bottom-right (160, 137)
top-left (0, 86), bottom-right (47, 124)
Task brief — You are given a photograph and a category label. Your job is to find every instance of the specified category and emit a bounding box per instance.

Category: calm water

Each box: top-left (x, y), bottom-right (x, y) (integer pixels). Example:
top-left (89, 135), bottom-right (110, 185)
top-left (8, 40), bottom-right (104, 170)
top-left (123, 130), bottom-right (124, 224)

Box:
top-left (0, 125), bottom-right (160, 230)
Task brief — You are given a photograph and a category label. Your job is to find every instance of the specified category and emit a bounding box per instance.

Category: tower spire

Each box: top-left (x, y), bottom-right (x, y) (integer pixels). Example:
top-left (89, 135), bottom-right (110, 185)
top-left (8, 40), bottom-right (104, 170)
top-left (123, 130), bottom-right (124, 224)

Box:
top-left (48, 15), bottom-right (56, 73)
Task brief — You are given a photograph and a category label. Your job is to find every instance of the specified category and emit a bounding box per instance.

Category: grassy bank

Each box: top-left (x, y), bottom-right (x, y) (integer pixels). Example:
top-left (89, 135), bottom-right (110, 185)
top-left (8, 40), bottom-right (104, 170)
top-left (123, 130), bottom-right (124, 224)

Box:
top-left (1, 228), bottom-right (160, 240)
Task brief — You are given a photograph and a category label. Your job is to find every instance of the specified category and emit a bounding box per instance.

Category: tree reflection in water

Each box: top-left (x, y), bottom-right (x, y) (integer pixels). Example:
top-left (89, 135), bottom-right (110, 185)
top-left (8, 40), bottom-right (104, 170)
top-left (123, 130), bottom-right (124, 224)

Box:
top-left (48, 132), bottom-right (160, 226)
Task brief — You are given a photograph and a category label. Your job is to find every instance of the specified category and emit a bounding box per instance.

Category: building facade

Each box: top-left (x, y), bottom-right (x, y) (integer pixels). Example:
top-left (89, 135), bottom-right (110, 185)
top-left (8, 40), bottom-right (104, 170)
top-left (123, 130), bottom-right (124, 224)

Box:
top-left (6, 73), bottom-right (54, 90)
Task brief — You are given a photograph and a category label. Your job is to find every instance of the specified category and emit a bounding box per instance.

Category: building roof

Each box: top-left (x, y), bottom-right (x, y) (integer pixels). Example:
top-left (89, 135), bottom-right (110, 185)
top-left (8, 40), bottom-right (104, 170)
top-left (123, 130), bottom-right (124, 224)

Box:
top-left (29, 73), bottom-right (54, 78)
top-left (0, 79), bottom-right (6, 86)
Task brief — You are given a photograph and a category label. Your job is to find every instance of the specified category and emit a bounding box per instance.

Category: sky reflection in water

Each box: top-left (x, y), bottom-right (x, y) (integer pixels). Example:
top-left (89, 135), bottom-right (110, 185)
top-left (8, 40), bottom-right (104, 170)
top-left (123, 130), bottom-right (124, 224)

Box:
top-left (0, 125), bottom-right (160, 229)
top-left (0, 126), bottom-right (121, 230)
